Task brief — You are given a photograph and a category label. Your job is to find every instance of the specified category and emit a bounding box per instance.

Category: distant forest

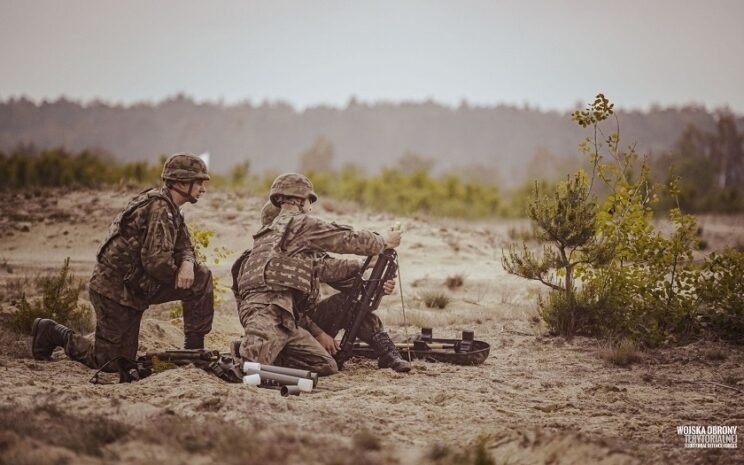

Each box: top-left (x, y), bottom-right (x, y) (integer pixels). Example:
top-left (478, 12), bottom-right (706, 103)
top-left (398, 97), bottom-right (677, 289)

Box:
top-left (1, 95), bottom-right (742, 188)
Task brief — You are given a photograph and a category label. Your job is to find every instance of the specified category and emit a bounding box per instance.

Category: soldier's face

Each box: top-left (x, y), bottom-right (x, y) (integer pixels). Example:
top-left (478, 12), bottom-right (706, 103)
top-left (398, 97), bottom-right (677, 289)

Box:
top-left (192, 180), bottom-right (208, 200)
top-left (172, 180), bottom-right (208, 204)
top-left (301, 198), bottom-right (313, 213)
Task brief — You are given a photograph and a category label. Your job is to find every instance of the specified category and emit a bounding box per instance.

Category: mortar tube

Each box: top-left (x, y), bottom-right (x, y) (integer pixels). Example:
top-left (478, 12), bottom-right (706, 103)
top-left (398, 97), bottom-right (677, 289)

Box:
top-left (243, 362), bottom-right (319, 387)
top-left (244, 368), bottom-right (314, 393)
top-left (242, 373), bottom-right (261, 386)
top-left (281, 385), bottom-right (302, 396)
top-left (354, 343), bottom-right (455, 350)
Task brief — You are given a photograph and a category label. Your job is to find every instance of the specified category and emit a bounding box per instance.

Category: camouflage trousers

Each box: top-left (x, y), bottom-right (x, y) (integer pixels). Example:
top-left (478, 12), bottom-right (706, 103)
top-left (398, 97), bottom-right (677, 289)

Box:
top-left (237, 293), bottom-right (383, 376)
top-left (66, 264), bottom-right (214, 371)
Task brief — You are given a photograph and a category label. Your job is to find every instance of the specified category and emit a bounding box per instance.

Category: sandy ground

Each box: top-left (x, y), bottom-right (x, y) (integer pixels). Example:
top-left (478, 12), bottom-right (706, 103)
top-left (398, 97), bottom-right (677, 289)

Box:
top-left (0, 188), bottom-right (742, 465)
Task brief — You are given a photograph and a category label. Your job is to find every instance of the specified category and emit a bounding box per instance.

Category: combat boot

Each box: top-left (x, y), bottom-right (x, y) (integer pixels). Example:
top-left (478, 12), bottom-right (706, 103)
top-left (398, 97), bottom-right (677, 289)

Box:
top-left (370, 331), bottom-right (412, 373)
top-left (184, 333), bottom-right (205, 350)
top-left (31, 318), bottom-right (73, 360)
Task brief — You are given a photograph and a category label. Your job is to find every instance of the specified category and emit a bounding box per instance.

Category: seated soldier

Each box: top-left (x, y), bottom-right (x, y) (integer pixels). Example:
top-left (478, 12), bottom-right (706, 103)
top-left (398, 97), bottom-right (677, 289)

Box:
top-left (32, 153), bottom-right (214, 371)
top-left (234, 173), bottom-right (411, 375)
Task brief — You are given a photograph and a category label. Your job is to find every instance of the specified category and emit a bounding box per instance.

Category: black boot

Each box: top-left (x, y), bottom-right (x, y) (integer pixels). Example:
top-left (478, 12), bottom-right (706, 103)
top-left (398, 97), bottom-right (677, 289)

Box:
top-left (184, 333), bottom-right (205, 350)
top-left (31, 318), bottom-right (73, 360)
top-left (370, 331), bottom-right (412, 373)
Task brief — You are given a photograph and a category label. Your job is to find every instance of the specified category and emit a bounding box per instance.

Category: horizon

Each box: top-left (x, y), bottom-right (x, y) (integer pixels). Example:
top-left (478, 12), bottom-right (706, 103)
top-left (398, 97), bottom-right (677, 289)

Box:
top-left (1, 92), bottom-right (739, 116)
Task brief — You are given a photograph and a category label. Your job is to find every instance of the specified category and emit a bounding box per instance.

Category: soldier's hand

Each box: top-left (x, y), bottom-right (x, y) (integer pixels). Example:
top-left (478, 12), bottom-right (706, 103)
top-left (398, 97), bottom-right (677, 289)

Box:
top-left (384, 230), bottom-right (402, 249)
top-left (382, 278), bottom-right (396, 295)
top-left (176, 261), bottom-right (195, 289)
top-left (316, 332), bottom-right (339, 355)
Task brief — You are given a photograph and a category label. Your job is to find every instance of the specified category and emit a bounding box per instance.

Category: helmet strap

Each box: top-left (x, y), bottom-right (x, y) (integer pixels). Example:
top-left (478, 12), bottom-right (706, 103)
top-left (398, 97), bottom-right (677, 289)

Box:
top-left (299, 199), bottom-right (311, 213)
top-left (168, 181), bottom-right (198, 204)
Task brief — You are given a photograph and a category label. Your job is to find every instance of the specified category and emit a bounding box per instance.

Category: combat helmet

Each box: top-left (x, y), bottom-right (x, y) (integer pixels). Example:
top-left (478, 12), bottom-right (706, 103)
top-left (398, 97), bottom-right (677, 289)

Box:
top-left (161, 153), bottom-right (211, 182)
top-left (269, 173), bottom-right (318, 207)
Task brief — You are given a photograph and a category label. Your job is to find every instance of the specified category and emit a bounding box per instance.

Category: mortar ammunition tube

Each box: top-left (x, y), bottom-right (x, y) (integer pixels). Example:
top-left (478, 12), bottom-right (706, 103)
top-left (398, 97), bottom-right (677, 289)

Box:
top-left (281, 385), bottom-right (302, 396)
top-left (244, 369), bottom-right (314, 393)
top-left (243, 362), bottom-right (319, 386)
top-left (242, 373), bottom-right (261, 386)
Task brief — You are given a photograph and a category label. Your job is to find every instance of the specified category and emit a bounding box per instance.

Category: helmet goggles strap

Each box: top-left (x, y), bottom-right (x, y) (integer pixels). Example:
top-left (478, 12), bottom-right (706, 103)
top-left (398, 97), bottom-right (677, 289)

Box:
top-left (169, 180), bottom-right (198, 203)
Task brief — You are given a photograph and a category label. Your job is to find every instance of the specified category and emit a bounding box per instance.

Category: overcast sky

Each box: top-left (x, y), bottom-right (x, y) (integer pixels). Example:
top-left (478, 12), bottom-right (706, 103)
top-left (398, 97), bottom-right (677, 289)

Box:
top-left (1, 0), bottom-right (743, 112)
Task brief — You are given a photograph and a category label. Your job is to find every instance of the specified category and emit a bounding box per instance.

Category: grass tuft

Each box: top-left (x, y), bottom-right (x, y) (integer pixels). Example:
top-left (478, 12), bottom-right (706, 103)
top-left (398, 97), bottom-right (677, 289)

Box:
top-left (598, 339), bottom-right (642, 367)
top-left (444, 274), bottom-right (465, 290)
top-left (422, 291), bottom-right (452, 309)
top-left (703, 348), bottom-right (727, 361)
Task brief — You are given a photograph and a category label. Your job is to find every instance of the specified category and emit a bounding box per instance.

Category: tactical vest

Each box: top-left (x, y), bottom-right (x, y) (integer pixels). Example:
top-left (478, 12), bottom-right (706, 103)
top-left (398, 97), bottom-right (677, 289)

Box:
top-left (96, 188), bottom-right (182, 278)
top-left (237, 213), bottom-right (315, 298)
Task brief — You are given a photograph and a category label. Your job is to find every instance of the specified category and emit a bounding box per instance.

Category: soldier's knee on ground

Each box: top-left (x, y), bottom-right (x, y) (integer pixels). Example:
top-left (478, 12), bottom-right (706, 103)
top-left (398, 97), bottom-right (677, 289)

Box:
top-left (316, 357), bottom-right (338, 376)
top-left (239, 332), bottom-right (285, 365)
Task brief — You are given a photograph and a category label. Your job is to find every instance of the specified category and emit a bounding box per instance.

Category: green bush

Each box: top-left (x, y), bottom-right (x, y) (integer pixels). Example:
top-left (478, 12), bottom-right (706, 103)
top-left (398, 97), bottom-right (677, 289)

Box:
top-left (0, 147), bottom-right (166, 188)
top-left (699, 248), bottom-right (744, 343)
top-left (188, 225), bottom-right (232, 308)
top-left (306, 167), bottom-right (502, 219)
top-left (505, 94), bottom-right (734, 346)
top-left (6, 257), bottom-right (93, 334)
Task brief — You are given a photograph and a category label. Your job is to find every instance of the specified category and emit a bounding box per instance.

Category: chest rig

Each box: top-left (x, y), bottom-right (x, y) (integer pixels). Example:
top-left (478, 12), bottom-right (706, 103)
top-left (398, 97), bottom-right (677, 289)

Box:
top-left (96, 188), bottom-right (182, 272)
top-left (238, 212), bottom-right (315, 298)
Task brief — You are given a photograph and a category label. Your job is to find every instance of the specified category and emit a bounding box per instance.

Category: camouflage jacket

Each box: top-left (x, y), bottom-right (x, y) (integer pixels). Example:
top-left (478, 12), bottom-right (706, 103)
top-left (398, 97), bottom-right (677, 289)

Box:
top-left (232, 249), bottom-right (362, 336)
top-left (89, 187), bottom-right (196, 310)
top-left (238, 206), bottom-right (385, 335)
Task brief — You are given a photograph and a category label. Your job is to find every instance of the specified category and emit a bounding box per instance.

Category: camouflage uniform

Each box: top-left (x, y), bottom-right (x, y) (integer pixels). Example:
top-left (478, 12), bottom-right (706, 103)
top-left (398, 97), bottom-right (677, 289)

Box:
top-left (235, 206), bottom-right (386, 375)
top-left (32, 153), bottom-right (213, 371)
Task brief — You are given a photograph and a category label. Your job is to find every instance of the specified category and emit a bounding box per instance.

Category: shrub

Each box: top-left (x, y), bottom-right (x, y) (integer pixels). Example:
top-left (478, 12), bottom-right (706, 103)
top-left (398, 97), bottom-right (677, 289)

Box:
top-left (698, 248), bottom-right (744, 343)
top-left (188, 225), bottom-right (233, 308)
top-left (306, 167), bottom-right (503, 219)
top-left (5, 257), bottom-right (93, 334)
top-left (504, 94), bottom-right (706, 345)
top-left (444, 274), bottom-right (465, 290)
top-left (422, 291), bottom-right (451, 309)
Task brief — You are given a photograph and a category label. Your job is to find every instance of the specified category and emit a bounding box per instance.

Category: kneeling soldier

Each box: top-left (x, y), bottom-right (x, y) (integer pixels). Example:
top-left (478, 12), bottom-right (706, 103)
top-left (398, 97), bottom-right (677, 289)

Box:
top-left (32, 153), bottom-right (215, 370)
top-left (235, 173), bottom-right (411, 375)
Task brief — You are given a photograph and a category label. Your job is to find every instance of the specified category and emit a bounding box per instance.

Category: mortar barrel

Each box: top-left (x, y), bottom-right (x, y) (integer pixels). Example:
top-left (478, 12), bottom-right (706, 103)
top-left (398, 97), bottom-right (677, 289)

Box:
top-left (244, 368), bottom-right (313, 392)
top-left (243, 362), bottom-right (319, 386)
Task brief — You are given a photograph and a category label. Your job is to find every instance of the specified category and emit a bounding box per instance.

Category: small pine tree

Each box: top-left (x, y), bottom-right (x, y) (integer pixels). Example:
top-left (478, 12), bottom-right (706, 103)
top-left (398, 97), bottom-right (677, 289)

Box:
top-left (504, 94), bottom-right (705, 344)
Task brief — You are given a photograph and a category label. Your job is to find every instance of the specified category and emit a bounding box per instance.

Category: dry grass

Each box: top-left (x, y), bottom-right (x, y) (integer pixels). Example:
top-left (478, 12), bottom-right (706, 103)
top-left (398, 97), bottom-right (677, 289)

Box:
top-left (0, 257), bottom-right (13, 274)
top-left (704, 348), bottom-right (728, 361)
top-left (0, 324), bottom-right (32, 358)
top-left (2, 275), bottom-right (32, 303)
top-left (380, 306), bottom-right (491, 329)
top-left (422, 291), bottom-right (452, 309)
top-left (598, 339), bottom-right (643, 367)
